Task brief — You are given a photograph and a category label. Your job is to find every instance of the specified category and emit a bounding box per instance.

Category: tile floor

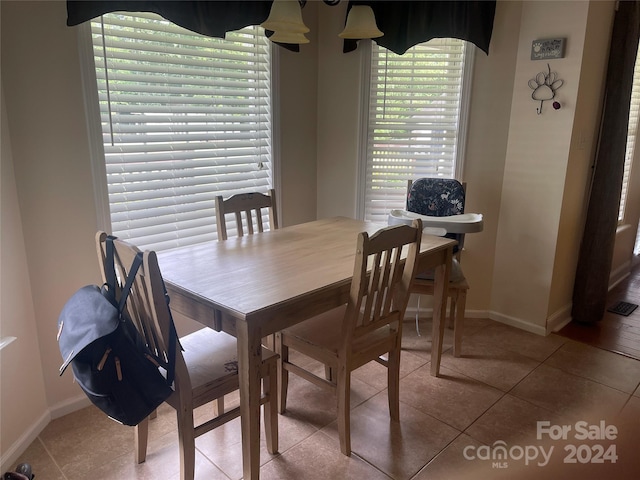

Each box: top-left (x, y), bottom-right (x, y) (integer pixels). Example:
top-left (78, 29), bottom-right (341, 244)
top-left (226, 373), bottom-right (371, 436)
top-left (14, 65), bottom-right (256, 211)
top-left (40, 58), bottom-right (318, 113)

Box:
top-left (10, 318), bottom-right (640, 480)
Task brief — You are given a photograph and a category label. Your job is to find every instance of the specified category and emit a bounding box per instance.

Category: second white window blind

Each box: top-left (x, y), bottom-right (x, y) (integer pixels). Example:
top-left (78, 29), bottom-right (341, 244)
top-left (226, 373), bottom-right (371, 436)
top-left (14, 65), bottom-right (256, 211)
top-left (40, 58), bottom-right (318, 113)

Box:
top-left (364, 39), bottom-right (469, 223)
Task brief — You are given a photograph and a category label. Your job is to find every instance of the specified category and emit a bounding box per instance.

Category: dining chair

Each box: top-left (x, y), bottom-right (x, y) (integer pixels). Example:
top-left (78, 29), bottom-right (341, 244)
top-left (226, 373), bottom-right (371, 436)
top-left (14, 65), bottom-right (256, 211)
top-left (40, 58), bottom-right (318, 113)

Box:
top-left (215, 188), bottom-right (279, 349)
top-left (215, 188), bottom-right (279, 241)
top-left (95, 232), bottom-right (278, 480)
top-left (275, 219), bottom-right (423, 456)
top-left (406, 178), bottom-right (469, 359)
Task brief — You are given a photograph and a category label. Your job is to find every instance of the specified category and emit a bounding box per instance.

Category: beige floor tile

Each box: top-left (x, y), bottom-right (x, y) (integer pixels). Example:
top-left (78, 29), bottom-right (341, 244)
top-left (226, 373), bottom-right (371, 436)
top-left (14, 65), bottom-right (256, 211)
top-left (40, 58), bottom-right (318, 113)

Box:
top-left (544, 340), bottom-right (640, 393)
top-left (258, 430), bottom-right (391, 480)
top-left (352, 349), bottom-right (428, 391)
top-left (401, 317), bottom-right (496, 362)
top-left (38, 405), bottom-right (135, 478)
top-left (278, 367), bottom-right (379, 430)
top-left (320, 391), bottom-right (460, 479)
top-left (589, 397), bottom-right (640, 480)
top-left (412, 434), bottom-right (498, 480)
top-left (511, 364), bottom-right (630, 422)
top-left (439, 341), bottom-right (540, 392)
top-left (399, 364), bottom-right (504, 431)
top-left (455, 317), bottom-right (498, 333)
top-left (465, 322), bottom-right (566, 362)
top-left (618, 395), bottom-right (640, 426)
top-left (423, 412), bottom-right (640, 480)
top-left (195, 405), bottom-right (315, 480)
top-left (400, 318), bottom-right (455, 361)
top-left (634, 383), bottom-right (640, 397)
top-left (10, 437), bottom-right (65, 480)
top-left (81, 443), bottom-right (227, 480)
top-left (465, 394), bottom-right (563, 446)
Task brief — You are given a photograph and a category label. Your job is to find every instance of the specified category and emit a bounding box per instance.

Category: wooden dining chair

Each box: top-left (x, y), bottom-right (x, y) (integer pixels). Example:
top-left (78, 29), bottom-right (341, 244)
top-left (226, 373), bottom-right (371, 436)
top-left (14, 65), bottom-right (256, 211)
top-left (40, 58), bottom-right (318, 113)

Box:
top-left (215, 188), bottom-right (279, 349)
top-left (95, 232), bottom-right (278, 480)
top-left (215, 188), bottom-right (278, 241)
top-left (406, 178), bottom-right (469, 359)
top-left (275, 220), bottom-right (423, 456)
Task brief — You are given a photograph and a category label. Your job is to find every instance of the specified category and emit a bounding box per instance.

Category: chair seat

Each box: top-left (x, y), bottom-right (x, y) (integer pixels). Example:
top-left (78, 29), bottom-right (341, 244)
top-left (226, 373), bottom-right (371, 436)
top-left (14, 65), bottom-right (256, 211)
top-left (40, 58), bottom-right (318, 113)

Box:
top-left (282, 305), bottom-right (398, 360)
top-left (181, 328), bottom-right (277, 403)
top-left (282, 306), bottom-right (346, 354)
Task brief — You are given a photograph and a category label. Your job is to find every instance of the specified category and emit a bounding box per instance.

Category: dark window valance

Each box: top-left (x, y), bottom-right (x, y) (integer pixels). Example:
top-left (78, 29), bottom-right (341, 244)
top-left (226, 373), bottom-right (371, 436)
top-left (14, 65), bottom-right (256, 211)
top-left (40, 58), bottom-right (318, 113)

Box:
top-left (344, 1), bottom-right (495, 55)
top-left (67, 1), bottom-right (496, 55)
top-left (66, 1), bottom-right (273, 38)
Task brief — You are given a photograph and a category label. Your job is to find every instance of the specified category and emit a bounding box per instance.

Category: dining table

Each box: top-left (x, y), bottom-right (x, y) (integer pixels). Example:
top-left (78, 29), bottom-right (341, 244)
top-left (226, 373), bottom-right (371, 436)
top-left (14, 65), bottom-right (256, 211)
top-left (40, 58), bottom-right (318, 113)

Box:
top-left (157, 216), bottom-right (455, 480)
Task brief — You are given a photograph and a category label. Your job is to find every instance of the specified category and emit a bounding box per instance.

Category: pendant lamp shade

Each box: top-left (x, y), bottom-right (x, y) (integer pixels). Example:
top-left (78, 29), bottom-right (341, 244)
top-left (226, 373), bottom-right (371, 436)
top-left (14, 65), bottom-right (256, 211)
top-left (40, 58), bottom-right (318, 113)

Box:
top-left (261, 0), bottom-right (309, 34)
top-left (338, 5), bottom-right (383, 39)
top-left (269, 30), bottom-right (310, 44)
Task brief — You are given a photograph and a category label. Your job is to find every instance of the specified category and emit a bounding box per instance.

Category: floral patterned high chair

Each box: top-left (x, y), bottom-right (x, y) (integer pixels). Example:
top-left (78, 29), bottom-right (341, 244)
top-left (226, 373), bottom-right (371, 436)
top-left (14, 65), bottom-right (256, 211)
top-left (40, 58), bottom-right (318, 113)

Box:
top-left (398, 177), bottom-right (484, 374)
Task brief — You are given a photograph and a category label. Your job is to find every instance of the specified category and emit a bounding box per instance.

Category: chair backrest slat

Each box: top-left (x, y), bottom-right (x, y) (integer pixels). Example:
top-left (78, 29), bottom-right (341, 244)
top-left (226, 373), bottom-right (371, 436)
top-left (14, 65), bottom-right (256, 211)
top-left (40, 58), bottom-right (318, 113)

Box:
top-left (345, 220), bottom-right (422, 342)
top-left (215, 189), bottom-right (278, 241)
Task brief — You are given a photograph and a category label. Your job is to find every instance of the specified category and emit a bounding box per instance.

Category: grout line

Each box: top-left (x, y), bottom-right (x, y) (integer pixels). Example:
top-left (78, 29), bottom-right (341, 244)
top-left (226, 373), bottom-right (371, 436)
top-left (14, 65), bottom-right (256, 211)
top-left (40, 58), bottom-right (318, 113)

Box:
top-left (36, 436), bottom-right (70, 480)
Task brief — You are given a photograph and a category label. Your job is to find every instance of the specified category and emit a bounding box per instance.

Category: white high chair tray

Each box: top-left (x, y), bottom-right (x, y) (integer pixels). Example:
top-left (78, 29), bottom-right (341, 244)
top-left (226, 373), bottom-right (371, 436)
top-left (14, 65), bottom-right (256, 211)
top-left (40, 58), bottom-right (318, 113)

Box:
top-left (388, 209), bottom-right (484, 234)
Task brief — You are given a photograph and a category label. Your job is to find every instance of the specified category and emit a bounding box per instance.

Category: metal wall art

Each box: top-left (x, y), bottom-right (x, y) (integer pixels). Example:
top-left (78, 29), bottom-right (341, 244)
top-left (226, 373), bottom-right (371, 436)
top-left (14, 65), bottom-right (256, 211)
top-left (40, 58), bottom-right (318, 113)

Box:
top-left (529, 63), bottom-right (564, 114)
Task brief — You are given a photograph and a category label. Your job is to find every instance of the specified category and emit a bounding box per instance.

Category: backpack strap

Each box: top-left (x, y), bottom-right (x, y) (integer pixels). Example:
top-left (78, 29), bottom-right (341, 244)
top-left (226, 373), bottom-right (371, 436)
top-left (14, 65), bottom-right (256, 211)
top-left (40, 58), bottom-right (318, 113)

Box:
top-left (106, 235), bottom-right (177, 387)
top-left (117, 251), bottom-right (143, 314)
top-left (104, 235), bottom-right (118, 307)
top-left (158, 274), bottom-right (178, 386)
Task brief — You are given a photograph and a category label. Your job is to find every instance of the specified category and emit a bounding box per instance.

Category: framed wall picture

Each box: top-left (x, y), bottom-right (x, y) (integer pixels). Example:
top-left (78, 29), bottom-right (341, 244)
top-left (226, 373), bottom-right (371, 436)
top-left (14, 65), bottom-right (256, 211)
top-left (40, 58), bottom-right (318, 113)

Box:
top-left (531, 38), bottom-right (566, 60)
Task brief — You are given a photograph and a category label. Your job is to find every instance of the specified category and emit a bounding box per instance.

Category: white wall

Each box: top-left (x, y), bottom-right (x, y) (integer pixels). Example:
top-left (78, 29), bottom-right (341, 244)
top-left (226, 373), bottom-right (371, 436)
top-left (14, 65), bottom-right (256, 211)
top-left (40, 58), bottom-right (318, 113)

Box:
top-left (316, 1), bottom-right (365, 220)
top-left (455, 0), bottom-right (522, 312)
top-left (1, 0), bottom-right (103, 415)
top-left (0, 84), bottom-right (50, 472)
top-left (277, 3), bottom-right (320, 227)
top-left (490, 0), bottom-right (613, 333)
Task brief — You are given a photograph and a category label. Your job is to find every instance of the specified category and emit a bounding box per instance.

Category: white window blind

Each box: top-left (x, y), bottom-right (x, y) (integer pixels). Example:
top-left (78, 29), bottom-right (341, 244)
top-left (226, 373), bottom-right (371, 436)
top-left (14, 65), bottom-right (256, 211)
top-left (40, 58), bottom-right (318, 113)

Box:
top-left (619, 42), bottom-right (640, 222)
top-left (363, 39), bottom-right (470, 223)
top-left (89, 13), bottom-right (272, 251)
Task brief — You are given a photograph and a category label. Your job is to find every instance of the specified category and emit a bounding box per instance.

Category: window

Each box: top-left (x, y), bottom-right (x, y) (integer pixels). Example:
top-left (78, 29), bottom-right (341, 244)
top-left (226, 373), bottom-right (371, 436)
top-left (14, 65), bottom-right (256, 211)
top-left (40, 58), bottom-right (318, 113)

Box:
top-left (84, 12), bottom-right (273, 251)
top-left (361, 39), bottom-right (473, 223)
top-left (619, 42), bottom-right (640, 222)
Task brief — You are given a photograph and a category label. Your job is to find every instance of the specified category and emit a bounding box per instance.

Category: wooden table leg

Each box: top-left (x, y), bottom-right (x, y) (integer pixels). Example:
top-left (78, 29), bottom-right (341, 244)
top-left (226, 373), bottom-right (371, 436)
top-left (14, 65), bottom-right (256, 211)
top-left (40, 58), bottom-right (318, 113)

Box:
top-left (237, 321), bottom-right (263, 480)
top-left (430, 248), bottom-right (452, 377)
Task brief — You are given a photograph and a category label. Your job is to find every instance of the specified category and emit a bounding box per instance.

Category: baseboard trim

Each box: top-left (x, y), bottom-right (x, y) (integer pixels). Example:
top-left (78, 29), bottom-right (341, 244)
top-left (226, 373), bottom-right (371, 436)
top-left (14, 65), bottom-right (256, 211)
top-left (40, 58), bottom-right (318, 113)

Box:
top-left (406, 306), bottom-right (548, 336)
top-left (1, 394), bottom-right (91, 473)
top-left (50, 394), bottom-right (92, 420)
top-left (486, 311), bottom-right (547, 336)
top-left (0, 410), bottom-right (50, 474)
top-left (405, 306), bottom-right (489, 320)
top-left (609, 261), bottom-right (631, 291)
top-left (547, 303), bottom-right (573, 333)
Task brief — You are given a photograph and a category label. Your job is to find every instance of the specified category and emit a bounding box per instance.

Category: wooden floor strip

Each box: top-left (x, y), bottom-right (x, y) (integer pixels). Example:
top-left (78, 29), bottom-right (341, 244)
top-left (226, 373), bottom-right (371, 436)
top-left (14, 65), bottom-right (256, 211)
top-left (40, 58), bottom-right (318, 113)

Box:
top-left (559, 259), bottom-right (640, 360)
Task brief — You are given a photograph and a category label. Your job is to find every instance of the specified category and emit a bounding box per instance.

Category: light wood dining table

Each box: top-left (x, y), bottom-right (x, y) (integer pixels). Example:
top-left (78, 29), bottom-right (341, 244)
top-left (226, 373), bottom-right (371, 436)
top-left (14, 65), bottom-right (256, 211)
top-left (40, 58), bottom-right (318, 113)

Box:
top-left (157, 216), bottom-right (455, 480)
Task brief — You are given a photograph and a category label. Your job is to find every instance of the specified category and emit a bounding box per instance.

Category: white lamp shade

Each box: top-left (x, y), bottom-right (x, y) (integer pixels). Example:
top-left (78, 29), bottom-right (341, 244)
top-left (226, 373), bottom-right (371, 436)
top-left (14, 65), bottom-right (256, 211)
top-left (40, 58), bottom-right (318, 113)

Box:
top-left (261, 0), bottom-right (309, 34)
top-left (269, 30), bottom-right (310, 44)
top-left (338, 5), bottom-right (383, 39)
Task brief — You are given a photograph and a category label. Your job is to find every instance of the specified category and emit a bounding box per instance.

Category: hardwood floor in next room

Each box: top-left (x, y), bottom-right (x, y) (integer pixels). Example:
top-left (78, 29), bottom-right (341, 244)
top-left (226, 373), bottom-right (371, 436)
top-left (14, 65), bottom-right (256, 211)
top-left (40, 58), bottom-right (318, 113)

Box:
top-left (559, 258), bottom-right (640, 360)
